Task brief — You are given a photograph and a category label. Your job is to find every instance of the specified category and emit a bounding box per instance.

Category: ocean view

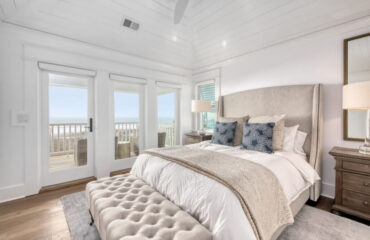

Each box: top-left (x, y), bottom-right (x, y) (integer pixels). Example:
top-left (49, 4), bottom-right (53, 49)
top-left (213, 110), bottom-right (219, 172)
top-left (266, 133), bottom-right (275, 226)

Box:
top-left (50, 117), bottom-right (175, 124)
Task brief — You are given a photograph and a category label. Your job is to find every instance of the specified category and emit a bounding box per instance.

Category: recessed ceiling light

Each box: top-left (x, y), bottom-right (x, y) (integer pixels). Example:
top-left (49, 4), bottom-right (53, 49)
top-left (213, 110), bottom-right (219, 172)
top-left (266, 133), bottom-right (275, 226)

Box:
top-left (172, 36), bottom-right (178, 42)
top-left (222, 40), bottom-right (227, 47)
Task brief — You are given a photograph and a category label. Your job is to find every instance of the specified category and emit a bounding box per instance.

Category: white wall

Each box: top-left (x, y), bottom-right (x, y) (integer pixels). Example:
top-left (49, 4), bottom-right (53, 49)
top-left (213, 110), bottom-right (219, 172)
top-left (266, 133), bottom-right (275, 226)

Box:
top-left (194, 17), bottom-right (370, 198)
top-left (0, 22), bottom-right (192, 203)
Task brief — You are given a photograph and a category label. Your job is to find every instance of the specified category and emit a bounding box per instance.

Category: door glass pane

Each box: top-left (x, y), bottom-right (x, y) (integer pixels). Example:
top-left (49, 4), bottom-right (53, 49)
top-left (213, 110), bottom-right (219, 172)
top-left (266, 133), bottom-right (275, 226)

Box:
top-left (49, 74), bottom-right (89, 171)
top-left (114, 82), bottom-right (140, 160)
top-left (157, 87), bottom-right (176, 147)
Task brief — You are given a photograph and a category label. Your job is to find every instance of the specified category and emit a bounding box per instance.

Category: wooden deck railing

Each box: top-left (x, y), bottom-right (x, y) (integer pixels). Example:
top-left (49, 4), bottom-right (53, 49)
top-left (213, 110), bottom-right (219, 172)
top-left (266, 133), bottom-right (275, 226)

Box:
top-left (49, 122), bottom-right (175, 156)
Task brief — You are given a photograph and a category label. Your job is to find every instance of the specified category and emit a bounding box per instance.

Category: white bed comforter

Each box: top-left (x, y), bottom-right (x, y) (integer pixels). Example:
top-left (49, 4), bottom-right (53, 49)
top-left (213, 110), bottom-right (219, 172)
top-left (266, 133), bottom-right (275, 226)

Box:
top-left (131, 142), bottom-right (320, 240)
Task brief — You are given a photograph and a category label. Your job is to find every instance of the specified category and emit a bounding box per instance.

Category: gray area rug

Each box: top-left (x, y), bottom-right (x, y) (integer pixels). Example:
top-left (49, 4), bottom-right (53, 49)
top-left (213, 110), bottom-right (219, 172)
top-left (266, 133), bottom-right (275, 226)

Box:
top-left (61, 191), bottom-right (370, 240)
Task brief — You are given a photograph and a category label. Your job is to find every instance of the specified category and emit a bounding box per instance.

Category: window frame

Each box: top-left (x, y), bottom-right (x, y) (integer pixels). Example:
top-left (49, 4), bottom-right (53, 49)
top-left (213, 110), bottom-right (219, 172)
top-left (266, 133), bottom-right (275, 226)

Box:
top-left (194, 79), bottom-right (218, 132)
top-left (109, 76), bottom-right (147, 172)
top-left (156, 82), bottom-right (181, 146)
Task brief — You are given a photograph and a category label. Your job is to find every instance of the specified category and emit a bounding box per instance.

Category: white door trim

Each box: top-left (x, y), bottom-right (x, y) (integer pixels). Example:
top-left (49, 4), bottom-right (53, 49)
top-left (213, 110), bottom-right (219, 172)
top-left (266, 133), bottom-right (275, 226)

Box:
top-left (40, 71), bottom-right (95, 186)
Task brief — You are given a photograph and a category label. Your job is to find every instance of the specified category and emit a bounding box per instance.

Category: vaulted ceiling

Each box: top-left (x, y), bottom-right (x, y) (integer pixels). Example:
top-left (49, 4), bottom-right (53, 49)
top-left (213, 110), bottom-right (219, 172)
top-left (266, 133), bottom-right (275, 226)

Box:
top-left (1, 0), bottom-right (370, 70)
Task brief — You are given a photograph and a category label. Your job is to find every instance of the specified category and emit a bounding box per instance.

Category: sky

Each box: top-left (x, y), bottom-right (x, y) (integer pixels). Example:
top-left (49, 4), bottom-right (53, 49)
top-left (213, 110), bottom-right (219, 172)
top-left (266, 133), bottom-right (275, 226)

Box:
top-left (49, 86), bottom-right (87, 123)
top-left (49, 86), bottom-right (175, 124)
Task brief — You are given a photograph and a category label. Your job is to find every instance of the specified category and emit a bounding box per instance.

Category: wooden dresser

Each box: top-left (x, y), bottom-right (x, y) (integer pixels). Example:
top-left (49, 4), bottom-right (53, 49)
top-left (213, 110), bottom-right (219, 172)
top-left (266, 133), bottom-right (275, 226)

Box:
top-left (329, 147), bottom-right (370, 220)
top-left (185, 132), bottom-right (212, 145)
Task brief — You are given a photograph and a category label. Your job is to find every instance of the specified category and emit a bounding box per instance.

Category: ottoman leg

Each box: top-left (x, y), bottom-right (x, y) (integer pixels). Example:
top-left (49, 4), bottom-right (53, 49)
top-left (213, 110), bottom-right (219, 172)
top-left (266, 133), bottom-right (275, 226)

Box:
top-left (89, 210), bottom-right (94, 226)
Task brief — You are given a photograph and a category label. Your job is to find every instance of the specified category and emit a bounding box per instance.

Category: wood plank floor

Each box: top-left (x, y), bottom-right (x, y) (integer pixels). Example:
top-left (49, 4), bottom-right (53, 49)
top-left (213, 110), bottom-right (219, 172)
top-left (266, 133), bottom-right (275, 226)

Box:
top-left (0, 183), bottom-right (86, 240)
top-left (0, 184), bottom-right (365, 240)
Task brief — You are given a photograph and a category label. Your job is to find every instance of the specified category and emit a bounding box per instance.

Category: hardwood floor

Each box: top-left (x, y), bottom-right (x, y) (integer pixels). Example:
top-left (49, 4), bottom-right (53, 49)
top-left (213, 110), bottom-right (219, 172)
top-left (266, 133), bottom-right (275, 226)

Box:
top-left (0, 186), bottom-right (366, 240)
top-left (0, 183), bottom-right (86, 240)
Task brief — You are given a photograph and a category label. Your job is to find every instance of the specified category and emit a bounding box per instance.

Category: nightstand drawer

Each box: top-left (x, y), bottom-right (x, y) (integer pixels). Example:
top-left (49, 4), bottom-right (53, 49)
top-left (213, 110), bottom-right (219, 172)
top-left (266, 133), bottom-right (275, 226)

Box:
top-left (343, 190), bottom-right (370, 213)
top-left (343, 161), bottom-right (370, 174)
top-left (186, 136), bottom-right (200, 144)
top-left (343, 172), bottom-right (370, 195)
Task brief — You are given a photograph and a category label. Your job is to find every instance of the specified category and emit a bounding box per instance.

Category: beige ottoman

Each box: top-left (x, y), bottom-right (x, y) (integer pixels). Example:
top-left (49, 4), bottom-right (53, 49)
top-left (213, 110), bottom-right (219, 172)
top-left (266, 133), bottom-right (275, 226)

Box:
top-left (86, 174), bottom-right (212, 240)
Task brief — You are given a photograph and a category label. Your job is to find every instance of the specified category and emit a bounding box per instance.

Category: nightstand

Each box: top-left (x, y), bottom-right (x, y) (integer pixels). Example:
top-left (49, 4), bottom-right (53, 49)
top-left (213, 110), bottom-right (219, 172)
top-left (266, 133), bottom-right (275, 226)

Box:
top-left (329, 147), bottom-right (370, 220)
top-left (185, 132), bottom-right (212, 145)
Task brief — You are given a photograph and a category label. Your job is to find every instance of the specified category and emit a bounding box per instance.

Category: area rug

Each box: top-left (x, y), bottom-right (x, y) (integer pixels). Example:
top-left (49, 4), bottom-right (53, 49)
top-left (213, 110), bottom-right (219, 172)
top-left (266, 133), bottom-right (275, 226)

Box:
top-left (61, 191), bottom-right (370, 240)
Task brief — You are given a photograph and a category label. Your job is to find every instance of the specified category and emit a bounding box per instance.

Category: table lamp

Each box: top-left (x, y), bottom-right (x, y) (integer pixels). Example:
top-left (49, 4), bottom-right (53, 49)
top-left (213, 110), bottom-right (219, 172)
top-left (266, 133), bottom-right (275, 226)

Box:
top-left (343, 81), bottom-right (370, 154)
top-left (192, 100), bottom-right (212, 135)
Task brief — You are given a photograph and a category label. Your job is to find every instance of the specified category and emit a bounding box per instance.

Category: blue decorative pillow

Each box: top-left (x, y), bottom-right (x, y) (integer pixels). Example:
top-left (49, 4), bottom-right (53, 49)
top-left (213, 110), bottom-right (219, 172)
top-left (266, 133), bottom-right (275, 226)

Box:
top-left (241, 122), bottom-right (275, 153)
top-left (211, 121), bottom-right (237, 146)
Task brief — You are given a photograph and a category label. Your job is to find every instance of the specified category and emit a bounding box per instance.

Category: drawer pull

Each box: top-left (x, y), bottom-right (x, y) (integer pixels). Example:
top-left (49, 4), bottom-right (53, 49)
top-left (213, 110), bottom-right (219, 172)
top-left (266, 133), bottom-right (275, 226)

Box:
top-left (364, 201), bottom-right (369, 206)
top-left (364, 182), bottom-right (369, 187)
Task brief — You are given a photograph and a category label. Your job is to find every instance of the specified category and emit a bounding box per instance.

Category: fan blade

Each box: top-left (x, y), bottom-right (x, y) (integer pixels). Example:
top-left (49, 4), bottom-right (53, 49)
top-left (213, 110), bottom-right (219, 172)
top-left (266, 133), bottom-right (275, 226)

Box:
top-left (174, 0), bottom-right (189, 24)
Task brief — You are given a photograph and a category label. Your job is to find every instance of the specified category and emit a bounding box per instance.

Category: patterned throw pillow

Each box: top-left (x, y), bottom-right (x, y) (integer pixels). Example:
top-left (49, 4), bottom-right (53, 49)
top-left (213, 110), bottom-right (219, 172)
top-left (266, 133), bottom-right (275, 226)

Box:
top-left (218, 116), bottom-right (250, 146)
top-left (211, 121), bottom-right (237, 146)
top-left (241, 122), bottom-right (275, 153)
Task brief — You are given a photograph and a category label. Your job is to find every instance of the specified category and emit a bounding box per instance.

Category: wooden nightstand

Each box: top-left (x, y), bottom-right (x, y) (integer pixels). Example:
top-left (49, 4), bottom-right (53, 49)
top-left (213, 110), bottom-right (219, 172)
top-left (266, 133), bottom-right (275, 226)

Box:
top-left (329, 147), bottom-right (370, 220)
top-left (185, 132), bottom-right (212, 145)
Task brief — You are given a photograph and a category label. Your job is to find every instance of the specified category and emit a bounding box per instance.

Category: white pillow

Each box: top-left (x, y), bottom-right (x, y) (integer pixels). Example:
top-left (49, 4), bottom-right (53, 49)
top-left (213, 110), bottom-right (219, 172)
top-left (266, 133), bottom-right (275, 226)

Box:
top-left (283, 125), bottom-right (299, 152)
top-left (295, 130), bottom-right (307, 156)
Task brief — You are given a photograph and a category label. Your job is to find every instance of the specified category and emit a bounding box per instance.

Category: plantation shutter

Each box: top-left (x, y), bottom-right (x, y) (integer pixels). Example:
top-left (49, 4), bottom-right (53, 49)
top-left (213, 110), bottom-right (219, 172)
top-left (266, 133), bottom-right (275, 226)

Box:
top-left (199, 83), bottom-right (216, 129)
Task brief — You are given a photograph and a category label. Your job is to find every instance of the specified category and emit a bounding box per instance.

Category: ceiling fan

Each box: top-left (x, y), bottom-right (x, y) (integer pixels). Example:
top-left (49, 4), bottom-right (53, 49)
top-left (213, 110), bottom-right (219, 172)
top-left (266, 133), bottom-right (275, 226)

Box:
top-left (174, 0), bottom-right (189, 24)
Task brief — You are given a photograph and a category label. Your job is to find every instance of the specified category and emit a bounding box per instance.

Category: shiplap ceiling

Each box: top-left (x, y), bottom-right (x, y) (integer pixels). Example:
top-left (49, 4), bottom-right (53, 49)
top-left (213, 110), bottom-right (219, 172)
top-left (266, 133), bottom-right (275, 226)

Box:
top-left (1, 0), bottom-right (370, 69)
top-left (0, 0), bottom-right (193, 68)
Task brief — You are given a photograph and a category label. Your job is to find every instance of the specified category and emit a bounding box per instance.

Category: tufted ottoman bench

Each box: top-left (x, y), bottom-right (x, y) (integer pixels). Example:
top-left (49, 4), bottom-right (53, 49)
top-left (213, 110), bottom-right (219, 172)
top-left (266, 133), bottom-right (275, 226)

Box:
top-left (86, 174), bottom-right (212, 240)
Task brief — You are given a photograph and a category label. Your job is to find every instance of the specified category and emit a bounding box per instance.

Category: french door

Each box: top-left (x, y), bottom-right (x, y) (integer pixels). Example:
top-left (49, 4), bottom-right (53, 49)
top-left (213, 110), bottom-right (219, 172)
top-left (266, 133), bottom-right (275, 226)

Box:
top-left (41, 71), bottom-right (95, 186)
top-left (157, 85), bottom-right (180, 146)
top-left (111, 79), bottom-right (145, 171)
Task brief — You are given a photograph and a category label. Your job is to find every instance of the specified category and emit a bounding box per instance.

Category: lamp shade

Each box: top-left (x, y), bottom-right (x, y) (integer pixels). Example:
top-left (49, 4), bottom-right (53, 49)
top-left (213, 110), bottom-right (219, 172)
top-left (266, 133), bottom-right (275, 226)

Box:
top-left (191, 100), bottom-right (212, 113)
top-left (343, 81), bottom-right (370, 110)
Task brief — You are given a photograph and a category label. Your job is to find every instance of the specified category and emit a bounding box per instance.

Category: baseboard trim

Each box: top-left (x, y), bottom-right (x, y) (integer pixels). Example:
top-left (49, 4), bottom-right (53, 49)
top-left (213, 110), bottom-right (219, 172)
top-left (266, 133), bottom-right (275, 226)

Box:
top-left (322, 182), bottom-right (335, 199)
top-left (39, 176), bottom-right (96, 194)
top-left (110, 168), bottom-right (131, 177)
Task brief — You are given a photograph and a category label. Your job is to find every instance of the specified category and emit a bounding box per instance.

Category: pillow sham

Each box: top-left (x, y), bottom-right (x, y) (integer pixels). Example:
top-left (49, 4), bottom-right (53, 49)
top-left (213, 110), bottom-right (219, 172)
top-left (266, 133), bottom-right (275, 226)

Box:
top-left (211, 121), bottom-right (237, 146)
top-left (241, 122), bottom-right (275, 153)
top-left (295, 130), bottom-right (307, 156)
top-left (248, 114), bottom-right (285, 151)
top-left (218, 115), bottom-right (250, 146)
top-left (283, 125), bottom-right (299, 152)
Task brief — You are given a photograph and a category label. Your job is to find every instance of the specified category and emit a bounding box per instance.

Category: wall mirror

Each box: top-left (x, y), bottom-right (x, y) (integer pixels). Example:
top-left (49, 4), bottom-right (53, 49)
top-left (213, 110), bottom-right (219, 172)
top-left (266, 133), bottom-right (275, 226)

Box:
top-left (344, 33), bottom-right (370, 141)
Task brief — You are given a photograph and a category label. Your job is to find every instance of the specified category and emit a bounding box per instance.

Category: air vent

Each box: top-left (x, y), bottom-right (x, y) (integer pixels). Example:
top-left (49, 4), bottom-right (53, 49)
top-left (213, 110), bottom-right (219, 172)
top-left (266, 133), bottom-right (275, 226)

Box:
top-left (123, 18), bottom-right (140, 31)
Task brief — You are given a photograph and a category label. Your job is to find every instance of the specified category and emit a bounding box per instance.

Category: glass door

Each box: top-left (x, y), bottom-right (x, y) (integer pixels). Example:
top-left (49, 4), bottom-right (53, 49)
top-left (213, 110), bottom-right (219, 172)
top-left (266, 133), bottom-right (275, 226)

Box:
top-left (42, 72), bottom-right (94, 186)
top-left (157, 86), bottom-right (179, 147)
top-left (111, 80), bottom-right (144, 171)
top-left (113, 81), bottom-right (142, 160)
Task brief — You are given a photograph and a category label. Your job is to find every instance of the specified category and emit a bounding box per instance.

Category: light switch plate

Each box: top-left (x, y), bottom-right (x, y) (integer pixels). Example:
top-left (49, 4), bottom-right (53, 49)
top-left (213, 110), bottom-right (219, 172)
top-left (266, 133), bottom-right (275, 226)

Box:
top-left (11, 111), bottom-right (29, 126)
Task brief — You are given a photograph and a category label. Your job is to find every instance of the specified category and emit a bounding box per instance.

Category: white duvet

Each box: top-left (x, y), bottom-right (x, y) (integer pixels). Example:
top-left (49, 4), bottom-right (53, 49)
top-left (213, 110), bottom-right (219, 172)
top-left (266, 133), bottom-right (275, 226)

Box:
top-left (131, 142), bottom-right (320, 240)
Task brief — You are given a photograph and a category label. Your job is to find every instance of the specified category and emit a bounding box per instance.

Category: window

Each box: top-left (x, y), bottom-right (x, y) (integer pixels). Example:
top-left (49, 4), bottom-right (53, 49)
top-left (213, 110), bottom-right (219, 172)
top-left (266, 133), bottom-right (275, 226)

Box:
top-left (157, 86), bottom-right (178, 147)
top-left (197, 82), bottom-right (216, 130)
top-left (113, 81), bottom-right (141, 160)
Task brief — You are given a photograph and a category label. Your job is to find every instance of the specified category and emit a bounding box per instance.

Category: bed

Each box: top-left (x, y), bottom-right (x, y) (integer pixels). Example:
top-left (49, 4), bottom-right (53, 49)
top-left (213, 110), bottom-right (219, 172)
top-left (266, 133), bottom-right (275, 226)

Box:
top-left (131, 84), bottom-right (322, 240)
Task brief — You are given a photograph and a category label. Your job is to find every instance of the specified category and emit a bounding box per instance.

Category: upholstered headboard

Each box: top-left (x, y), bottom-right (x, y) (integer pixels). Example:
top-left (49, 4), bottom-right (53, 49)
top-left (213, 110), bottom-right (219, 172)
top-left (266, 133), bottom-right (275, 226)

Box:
top-left (217, 84), bottom-right (323, 201)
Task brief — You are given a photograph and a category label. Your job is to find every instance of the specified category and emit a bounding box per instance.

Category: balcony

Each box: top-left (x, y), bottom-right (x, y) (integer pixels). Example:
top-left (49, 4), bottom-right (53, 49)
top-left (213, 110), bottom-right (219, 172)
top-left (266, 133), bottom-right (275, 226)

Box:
top-left (49, 122), bottom-right (175, 171)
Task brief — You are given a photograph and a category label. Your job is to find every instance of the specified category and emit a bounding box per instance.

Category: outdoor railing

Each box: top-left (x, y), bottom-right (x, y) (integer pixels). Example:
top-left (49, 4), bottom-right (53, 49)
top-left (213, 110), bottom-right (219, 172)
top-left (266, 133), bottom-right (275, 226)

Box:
top-left (158, 123), bottom-right (176, 146)
top-left (49, 122), bottom-right (175, 156)
top-left (49, 123), bottom-right (87, 156)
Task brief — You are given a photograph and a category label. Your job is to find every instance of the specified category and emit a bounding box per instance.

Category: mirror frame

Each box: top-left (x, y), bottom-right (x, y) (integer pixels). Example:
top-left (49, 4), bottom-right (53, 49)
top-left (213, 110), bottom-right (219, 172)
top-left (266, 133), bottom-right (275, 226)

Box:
top-left (343, 32), bottom-right (370, 141)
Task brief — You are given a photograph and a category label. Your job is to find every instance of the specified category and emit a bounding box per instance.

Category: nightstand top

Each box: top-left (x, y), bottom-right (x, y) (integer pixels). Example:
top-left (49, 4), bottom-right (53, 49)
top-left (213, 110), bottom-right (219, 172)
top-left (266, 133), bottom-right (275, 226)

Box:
top-left (329, 146), bottom-right (370, 161)
top-left (185, 132), bottom-right (212, 137)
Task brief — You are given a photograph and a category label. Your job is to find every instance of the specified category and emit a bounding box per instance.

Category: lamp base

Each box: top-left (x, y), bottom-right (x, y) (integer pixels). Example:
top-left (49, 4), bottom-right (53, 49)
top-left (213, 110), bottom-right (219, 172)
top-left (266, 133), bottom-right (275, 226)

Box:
top-left (197, 129), bottom-right (206, 135)
top-left (359, 144), bottom-right (370, 155)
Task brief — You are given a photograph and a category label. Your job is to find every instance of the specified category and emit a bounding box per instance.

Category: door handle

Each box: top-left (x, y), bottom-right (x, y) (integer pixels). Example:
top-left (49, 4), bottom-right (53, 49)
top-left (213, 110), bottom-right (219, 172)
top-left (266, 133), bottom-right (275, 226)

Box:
top-left (89, 118), bottom-right (93, 132)
top-left (84, 118), bottom-right (93, 132)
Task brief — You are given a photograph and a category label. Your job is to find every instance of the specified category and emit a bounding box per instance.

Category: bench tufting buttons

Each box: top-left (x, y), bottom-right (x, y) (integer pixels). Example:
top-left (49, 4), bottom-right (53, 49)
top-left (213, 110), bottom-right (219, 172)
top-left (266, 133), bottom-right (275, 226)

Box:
top-left (86, 174), bottom-right (212, 240)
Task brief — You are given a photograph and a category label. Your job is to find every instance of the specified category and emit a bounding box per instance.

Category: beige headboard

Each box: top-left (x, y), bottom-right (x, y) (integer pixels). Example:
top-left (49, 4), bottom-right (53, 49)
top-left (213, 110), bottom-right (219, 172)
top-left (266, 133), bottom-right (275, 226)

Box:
top-left (217, 84), bottom-right (323, 201)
